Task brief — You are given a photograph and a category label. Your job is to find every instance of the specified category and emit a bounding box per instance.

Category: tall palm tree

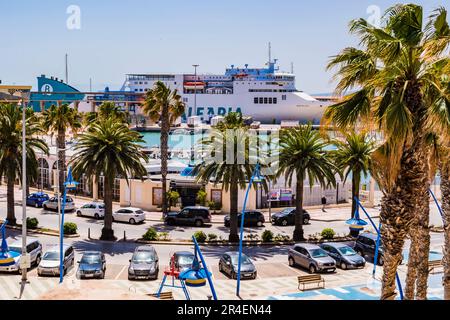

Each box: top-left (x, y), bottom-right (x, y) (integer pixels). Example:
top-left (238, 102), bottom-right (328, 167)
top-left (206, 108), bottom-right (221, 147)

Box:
top-left (440, 145), bottom-right (450, 300)
top-left (332, 131), bottom-right (376, 219)
top-left (325, 4), bottom-right (449, 299)
top-left (142, 82), bottom-right (185, 215)
top-left (193, 115), bottom-right (265, 242)
top-left (70, 118), bottom-right (148, 241)
top-left (0, 104), bottom-right (48, 225)
top-left (42, 104), bottom-right (81, 193)
top-left (84, 102), bottom-right (129, 125)
top-left (277, 125), bottom-right (337, 241)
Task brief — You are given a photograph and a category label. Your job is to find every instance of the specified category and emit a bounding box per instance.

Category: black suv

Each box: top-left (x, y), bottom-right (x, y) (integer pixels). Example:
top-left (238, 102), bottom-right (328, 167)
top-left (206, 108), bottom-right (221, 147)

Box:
top-left (354, 233), bottom-right (385, 266)
top-left (271, 208), bottom-right (311, 226)
top-left (164, 206), bottom-right (211, 227)
top-left (224, 211), bottom-right (265, 227)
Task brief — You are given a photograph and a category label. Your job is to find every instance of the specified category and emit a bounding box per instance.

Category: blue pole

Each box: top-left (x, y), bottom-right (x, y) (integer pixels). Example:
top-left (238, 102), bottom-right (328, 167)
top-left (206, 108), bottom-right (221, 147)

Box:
top-left (236, 164), bottom-right (259, 297)
top-left (192, 236), bottom-right (218, 300)
top-left (372, 222), bottom-right (382, 277)
top-left (59, 187), bottom-right (67, 284)
top-left (355, 197), bottom-right (404, 300)
top-left (429, 188), bottom-right (444, 218)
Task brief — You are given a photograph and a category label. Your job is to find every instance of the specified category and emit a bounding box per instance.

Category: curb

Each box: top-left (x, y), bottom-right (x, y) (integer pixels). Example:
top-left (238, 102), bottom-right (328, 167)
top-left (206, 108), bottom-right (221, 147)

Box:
top-left (1, 222), bottom-right (80, 238)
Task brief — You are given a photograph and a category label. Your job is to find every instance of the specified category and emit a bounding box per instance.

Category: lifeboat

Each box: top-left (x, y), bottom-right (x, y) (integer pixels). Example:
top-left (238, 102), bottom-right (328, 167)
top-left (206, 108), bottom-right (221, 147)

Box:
top-left (184, 81), bottom-right (205, 90)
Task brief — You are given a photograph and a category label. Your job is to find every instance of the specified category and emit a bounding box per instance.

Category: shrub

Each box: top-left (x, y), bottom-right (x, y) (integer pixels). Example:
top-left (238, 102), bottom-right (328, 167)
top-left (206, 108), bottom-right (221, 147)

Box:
top-left (26, 217), bottom-right (39, 229)
top-left (207, 233), bottom-right (218, 242)
top-left (321, 228), bottom-right (336, 240)
top-left (167, 191), bottom-right (180, 208)
top-left (244, 233), bottom-right (260, 241)
top-left (194, 231), bottom-right (207, 243)
top-left (63, 222), bottom-right (77, 235)
top-left (157, 232), bottom-right (170, 241)
top-left (261, 230), bottom-right (274, 243)
top-left (274, 233), bottom-right (291, 242)
top-left (143, 227), bottom-right (158, 241)
top-left (196, 189), bottom-right (207, 206)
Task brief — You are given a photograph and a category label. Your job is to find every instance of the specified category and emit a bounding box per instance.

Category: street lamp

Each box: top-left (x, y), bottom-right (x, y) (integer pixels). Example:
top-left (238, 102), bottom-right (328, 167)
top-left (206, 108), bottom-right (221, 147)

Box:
top-left (192, 64), bottom-right (199, 118)
top-left (236, 164), bottom-right (263, 297)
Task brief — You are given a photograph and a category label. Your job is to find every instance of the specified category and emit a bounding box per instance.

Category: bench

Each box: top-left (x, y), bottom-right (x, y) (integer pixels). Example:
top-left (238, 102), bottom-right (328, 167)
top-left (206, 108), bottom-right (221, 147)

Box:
top-left (429, 260), bottom-right (443, 274)
top-left (298, 275), bottom-right (325, 291)
top-left (150, 292), bottom-right (174, 300)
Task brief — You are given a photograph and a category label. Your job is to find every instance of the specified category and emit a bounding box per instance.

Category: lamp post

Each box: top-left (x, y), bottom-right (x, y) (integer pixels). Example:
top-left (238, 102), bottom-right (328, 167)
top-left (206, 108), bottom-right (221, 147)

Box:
top-left (192, 64), bottom-right (199, 118)
top-left (236, 164), bottom-right (263, 297)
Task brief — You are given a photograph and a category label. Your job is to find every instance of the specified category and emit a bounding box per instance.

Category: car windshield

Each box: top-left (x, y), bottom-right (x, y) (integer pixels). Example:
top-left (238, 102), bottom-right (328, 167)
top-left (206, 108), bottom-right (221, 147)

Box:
top-left (280, 208), bottom-right (293, 215)
top-left (338, 246), bottom-right (357, 256)
top-left (81, 255), bottom-right (102, 264)
top-left (309, 249), bottom-right (329, 258)
top-left (135, 210), bottom-right (144, 214)
top-left (99, 204), bottom-right (105, 209)
top-left (132, 252), bottom-right (155, 263)
top-left (66, 197), bottom-right (73, 203)
top-left (231, 255), bottom-right (252, 265)
top-left (43, 252), bottom-right (59, 261)
top-left (177, 255), bottom-right (194, 266)
top-left (8, 246), bottom-right (21, 253)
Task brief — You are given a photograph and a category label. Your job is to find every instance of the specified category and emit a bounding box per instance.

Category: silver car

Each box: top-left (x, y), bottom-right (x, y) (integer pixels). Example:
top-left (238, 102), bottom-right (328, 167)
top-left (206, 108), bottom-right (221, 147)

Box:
top-left (288, 243), bottom-right (336, 273)
top-left (38, 244), bottom-right (75, 277)
top-left (43, 196), bottom-right (76, 212)
top-left (128, 246), bottom-right (159, 280)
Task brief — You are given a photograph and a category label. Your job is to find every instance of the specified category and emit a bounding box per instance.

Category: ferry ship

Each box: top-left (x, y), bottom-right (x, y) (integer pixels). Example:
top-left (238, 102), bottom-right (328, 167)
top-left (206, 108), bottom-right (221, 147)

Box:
top-left (120, 59), bottom-right (330, 124)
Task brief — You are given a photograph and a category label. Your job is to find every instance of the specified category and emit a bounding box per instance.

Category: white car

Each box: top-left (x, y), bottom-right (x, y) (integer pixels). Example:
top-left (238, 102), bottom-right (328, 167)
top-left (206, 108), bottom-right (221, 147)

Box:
top-left (112, 207), bottom-right (146, 225)
top-left (0, 238), bottom-right (42, 273)
top-left (76, 202), bottom-right (105, 219)
top-left (38, 245), bottom-right (75, 277)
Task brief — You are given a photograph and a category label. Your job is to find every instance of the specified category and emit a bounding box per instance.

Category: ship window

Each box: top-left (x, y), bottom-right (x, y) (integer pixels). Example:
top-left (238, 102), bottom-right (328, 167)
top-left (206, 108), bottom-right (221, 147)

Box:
top-left (268, 98), bottom-right (273, 104)
top-left (259, 97), bottom-right (263, 104)
top-left (254, 97), bottom-right (258, 104)
top-left (282, 95), bottom-right (287, 101)
top-left (264, 98), bottom-right (268, 104)
top-left (273, 98), bottom-right (278, 104)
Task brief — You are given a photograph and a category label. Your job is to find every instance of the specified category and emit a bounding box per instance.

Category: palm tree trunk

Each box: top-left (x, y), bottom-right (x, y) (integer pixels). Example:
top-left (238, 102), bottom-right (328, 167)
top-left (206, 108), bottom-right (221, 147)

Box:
top-left (57, 128), bottom-right (66, 193)
top-left (100, 175), bottom-right (116, 241)
top-left (351, 173), bottom-right (361, 219)
top-left (6, 175), bottom-right (16, 225)
top-left (293, 174), bottom-right (305, 242)
top-left (441, 161), bottom-right (450, 300)
top-left (229, 181), bottom-right (239, 243)
top-left (160, 104), bottom-right (169, 215)
top-left (405, 222), bottom-right (418, 299)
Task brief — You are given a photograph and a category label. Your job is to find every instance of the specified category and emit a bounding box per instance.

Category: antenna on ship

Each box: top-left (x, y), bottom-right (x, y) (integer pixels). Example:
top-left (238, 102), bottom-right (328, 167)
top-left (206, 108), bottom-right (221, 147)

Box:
top-left (65, 54), bottom-right (69, 84)
top-left (291, 62), bottom-right (294, 74)
top-left (268, 42), bottom-right (272, 64)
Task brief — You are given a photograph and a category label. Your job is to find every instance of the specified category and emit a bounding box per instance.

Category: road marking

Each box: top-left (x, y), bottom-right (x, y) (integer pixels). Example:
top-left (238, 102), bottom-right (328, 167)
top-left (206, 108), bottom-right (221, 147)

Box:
top-left (279, 262), bottom-right (305, 275)
top-left (115, 265), bottom-right (127, 280)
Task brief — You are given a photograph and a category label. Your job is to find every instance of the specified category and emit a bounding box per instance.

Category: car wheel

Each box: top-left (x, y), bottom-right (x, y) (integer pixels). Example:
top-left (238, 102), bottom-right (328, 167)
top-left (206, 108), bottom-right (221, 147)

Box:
top-left (288, 257), bottom-right (295, 267)
top-left (94, 213), bottom-right (100, 219)
top-left (43, 205), bottom-right (47, 210)
top-left (378, 256), bottom-right (385, 266)
top-left (35, 255), bottom-right (41, 266)
top-left (76, 211), bottom-right (82, 217)
top-left (252, 272), bottom-right (257, 280)
top-left (309, 265), bottom-right (317, 274)
top-left (340, 262), bottom-right (347, 270)
top-left (281, 219), bottom-right (288, 226)
top-left (256, 221), bottom-right (263, 227)
top-left (129, 218), bottom-right (136, 225)
top-left (303, 218), bottom-right (310, 225)
top-left (194, 220), bottom-right (203, 227)
top-left (219, 263), bottom-right (223, 272)
top-left (231, 271), bottom-right (237, 280)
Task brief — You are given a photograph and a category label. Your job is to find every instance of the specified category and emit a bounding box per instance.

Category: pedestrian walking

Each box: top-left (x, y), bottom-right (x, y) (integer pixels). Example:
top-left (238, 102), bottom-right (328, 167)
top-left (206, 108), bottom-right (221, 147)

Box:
top-left (321, 196), bottom-right (327, 212)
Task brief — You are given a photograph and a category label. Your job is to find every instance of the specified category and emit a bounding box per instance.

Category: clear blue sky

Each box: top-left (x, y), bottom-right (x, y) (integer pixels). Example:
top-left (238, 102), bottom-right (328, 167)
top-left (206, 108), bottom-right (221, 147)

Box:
top-left (0, 0), bottom-right (447, 93)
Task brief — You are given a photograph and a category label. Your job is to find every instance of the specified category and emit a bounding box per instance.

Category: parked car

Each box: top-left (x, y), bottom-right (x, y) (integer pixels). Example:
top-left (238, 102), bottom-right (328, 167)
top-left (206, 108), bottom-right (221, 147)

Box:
top-left (42, 196), bottom-right (76, 212)
top-left (218, 252), bottom-right (257, 280)
top-left (164, 206), bottom-right (211, 227)
top-left (77, 251), bottom-right (106, 279)
top-left (271, 208), bottom-right (311, 226)
top-left (112, 207), bottom-right (145, 225)
top-left (171, 251), bottom-right (195, 273)
top-left (354, 233), bottom-right (385, 266)
top-left (128, 246), bottom-right (159, 280)
top-left (320, 243), bottom-right (366, 270)
top-left (224, 211), bottom-right (265, 228)
top-left (26, 192), bottom-right (50, 208)
top-left (38, 244), bottom-right (75, 277)
top-left (288, 243), bottom-right (336, 274)
top-left (76, 202), bottom-right (105, 219)
top-left (0, 238), bottom-right (42, 273)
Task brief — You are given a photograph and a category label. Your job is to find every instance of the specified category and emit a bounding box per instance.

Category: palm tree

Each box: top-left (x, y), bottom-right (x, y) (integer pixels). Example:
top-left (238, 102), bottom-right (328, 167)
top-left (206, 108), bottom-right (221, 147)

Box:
top-left (277, 124), bottom-right (337, 241)
top-left (70, 118), bottom-right (148, 241)
top-left (440, 145), bottom-right (450, 300)
top-left (325, 4), bottom-right (449, 299)
top-left (142, 82), bottom-right (185, 215)
top-left (84, 102), bottom-right (129, 125)
top-left (332, 131), bottom-right (376, 219)
top-left (0, 104), bottom-right (48, 225)
top-left (193, 116), bottom-right (264, 242)
top-left (42, 104), bottom-right (81, 193)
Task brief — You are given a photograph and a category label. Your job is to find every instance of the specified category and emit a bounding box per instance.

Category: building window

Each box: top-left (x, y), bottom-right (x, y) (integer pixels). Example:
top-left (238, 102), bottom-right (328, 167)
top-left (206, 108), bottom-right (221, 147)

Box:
top-left (268, 98), bottom-right (273, 104)
top-left (282, 95), bottom-right (287, 101)
top-left (264, 97), bottom-right (268, 104)
top-left (259, 97), bottom-right (263, 104)
top-left (273, 97), bottom-right (278, 104)
top-left (254, 97), bottom-right (258, 104)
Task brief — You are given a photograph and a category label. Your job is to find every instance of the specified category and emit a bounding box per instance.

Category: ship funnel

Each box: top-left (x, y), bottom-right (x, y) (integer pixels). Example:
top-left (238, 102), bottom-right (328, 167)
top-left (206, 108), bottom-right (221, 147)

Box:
top-left (245, 64), bottom-right (249, 69)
